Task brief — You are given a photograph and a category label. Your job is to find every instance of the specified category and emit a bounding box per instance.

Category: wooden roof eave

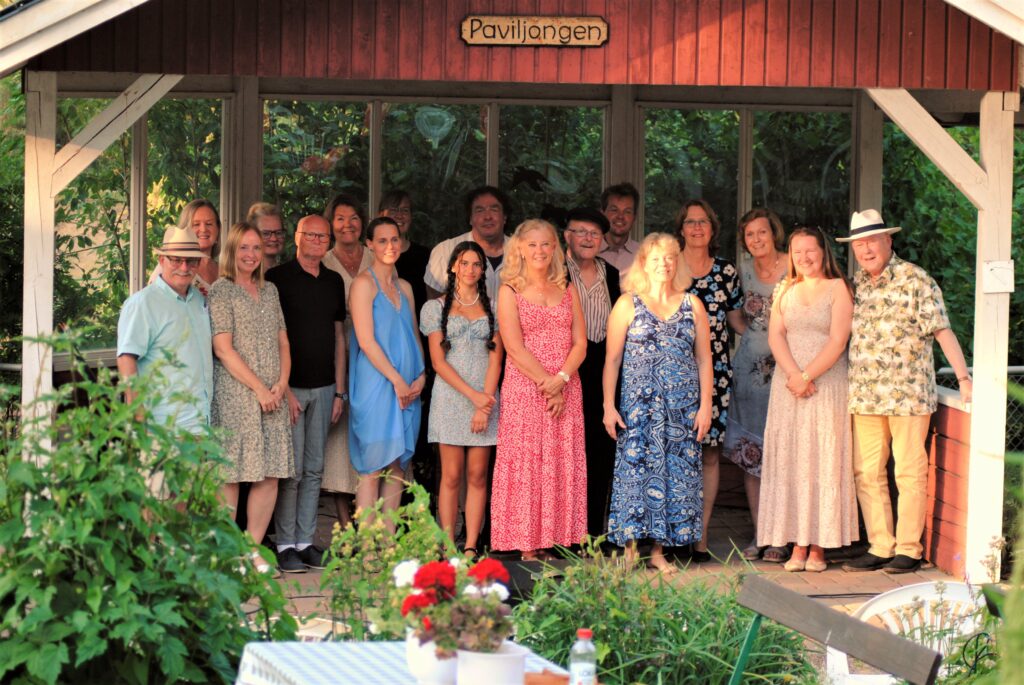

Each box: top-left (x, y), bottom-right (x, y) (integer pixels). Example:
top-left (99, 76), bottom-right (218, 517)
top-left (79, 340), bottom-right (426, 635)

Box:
top-left (943, 0), bottom-right (1024, 48)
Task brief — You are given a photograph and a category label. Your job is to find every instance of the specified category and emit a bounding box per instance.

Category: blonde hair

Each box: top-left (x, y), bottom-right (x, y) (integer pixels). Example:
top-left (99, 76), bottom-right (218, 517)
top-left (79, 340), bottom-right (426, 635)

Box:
top-left (500, 219), bottom-right (567, 294)
top-left (246, 201), bottom-right (281, 224)
top-left (621, 232), bottom-right (693, 295)
top-left (219, 222), bottom-right (264, 286)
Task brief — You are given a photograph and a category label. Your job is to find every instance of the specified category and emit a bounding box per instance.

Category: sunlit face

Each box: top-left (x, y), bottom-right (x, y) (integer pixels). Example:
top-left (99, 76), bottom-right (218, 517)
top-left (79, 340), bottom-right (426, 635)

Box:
top-left (790, 234), bottom-right (825, 279)
top-left (744, 217), bottom-right (777, 259)
top-left (158, 254), bottom-right (198, 296)
top-left (564, 220), bottom-right (603, 262)
top-left (367, 222), bottom-right (402, 265)
top-left (256, 215), bottom-right (285, 257)
top-left (295, 216), bottom-right (331, 260)
top-left (332, 205), bottom-right (363, 246)
top-left (851, 233), bottom-right (893, 278)
top-left (469, 194), bottom-right (506, 242)
top-left (381, 199), bottom-right (413, 236)
top-left (235, 229), bottom-right (263, 281)
top-left (680, 205), bottom-right (712, 249)
top-left (603, 195), bottom-right (635, 239)
top-left (643, 245), bottom-right (678, 284)
top-left (191, 206), bottom-right (219, 252)
top-left (451, 249), bottom-right (484, 290)
top-left (520, 227), bottom-right (555, 271)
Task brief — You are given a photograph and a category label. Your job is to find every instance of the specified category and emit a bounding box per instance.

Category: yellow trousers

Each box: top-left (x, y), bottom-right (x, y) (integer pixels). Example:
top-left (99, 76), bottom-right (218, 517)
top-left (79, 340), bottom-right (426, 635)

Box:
top-left (851, 414), bottom-right (931, 560)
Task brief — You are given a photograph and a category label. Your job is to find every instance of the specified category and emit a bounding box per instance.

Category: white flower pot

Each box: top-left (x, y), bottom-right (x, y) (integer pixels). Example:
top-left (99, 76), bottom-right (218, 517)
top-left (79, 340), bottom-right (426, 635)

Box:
top-left (456, 640), bottom-right (528, 684)
top-left (405, 633), bottom-right (456, 685)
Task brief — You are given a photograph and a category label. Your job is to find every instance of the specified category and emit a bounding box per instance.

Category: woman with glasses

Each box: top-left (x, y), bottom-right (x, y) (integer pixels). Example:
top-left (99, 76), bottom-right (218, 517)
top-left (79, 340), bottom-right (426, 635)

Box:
top-left (676, 199), bottom-right (744, 563)
top-left (209, 222), bottom-right (293, 574)
top-left (247, 202), bottom-right (287, 271)
top-left (150, 199), bottom-right (221, 296)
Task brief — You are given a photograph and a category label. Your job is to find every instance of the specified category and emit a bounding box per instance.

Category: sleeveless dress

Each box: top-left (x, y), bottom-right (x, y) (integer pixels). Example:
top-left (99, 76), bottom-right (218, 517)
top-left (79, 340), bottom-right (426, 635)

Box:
top-left (490, 288), bottom-right (587, 551)
top-left (348, 270), bottom-right (425, 474)
top-left (607, 295), bottom-right (704, 547)
top-left (419, 298), bottom-right (500, 446)
top-left (320, 250), bottom-right (373, 494)
top-left (722, 261), bottom-right (784, 477)
top-left (757, 282), bottom-right (858, 549)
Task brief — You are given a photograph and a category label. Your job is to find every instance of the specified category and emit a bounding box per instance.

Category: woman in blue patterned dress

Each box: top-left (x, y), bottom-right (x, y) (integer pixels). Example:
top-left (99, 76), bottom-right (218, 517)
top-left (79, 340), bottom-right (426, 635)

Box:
top-left (677, 199), bottom-right (743, 562)
top-left (603, 233), bottom-right (713, 573)
top-left (420, 241), bottom-right (503, 556)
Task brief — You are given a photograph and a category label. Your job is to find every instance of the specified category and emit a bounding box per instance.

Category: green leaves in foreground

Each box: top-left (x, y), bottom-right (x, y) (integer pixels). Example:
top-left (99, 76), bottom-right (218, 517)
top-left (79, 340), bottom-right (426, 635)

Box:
top-left (0, 331), bottom-right (296, 684)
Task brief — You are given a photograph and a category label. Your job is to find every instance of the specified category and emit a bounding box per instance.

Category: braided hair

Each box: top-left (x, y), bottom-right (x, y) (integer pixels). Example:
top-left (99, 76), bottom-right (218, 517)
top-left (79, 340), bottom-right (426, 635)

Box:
top-left (440, 241), bottom-right (496, 353)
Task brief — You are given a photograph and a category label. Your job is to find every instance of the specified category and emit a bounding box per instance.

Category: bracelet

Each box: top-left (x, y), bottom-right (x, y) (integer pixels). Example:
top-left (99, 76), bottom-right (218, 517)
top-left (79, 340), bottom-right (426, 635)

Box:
top-left (800, 371), bottom-right (811, 382)
top-left (557, 371), bottom-right (570, 383)
top-left (335, 391), bottom-right (349, 401)
top-left (957, 375), bottom-right (971, 383)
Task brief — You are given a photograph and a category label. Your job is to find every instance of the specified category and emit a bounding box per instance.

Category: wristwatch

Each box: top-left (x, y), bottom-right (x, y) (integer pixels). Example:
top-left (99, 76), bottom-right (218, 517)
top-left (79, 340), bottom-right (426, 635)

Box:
top-left (800, 371), bottom-right (811, 382)
top-left (557, 371), bottom-right (570, 383)
top-left (335, 391), bottom-right (349, 401)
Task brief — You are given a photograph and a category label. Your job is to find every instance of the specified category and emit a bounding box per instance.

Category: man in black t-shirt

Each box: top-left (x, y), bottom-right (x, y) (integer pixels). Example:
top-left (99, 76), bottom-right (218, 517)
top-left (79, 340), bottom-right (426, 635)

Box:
top-left (266, 215), bottom-right (347, 574)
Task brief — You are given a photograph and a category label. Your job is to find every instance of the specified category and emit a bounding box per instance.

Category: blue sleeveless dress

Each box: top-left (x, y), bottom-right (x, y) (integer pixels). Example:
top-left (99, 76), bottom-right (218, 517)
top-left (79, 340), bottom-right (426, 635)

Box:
top-left (348, 270), bottom-right (425, 474)
top-left (607, 294), bottom-right (704, 547)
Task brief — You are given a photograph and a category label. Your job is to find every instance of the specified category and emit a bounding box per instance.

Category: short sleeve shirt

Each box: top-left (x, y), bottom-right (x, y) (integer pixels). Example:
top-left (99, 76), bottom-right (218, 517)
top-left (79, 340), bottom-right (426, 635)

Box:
top-left (116, 277), bottom-right (214, 433)
top-left (424, 231), bottom-right (508, 300)
top-left (848, 254), bottom-right (951, 416)
top-left (266, 259), bottom-right (347, 389)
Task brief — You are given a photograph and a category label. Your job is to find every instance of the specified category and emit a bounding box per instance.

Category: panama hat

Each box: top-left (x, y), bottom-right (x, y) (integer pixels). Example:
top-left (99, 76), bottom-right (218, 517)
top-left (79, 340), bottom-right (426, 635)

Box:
top-left (154, 226), bottom-right (207, 259)
top-left (837, 209), bottom-right (902, 242)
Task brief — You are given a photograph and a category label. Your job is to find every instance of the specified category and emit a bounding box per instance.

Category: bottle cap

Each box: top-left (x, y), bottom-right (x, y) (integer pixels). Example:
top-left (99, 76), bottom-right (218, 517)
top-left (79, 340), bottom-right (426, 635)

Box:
top-left (577, 628), bottom-right (593, 639)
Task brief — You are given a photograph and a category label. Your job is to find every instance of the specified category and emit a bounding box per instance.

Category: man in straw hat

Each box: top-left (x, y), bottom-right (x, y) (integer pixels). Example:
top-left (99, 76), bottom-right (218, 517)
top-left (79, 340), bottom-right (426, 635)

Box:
top-left (116, 225), bottom-right (214, 436)
top-left (839, 209), bottom-right (972, 574)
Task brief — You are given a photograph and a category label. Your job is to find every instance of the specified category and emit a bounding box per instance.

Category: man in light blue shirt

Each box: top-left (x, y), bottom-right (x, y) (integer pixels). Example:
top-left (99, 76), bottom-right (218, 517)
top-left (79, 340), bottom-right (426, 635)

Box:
top-left (117, 225), bottom-right (213, 434)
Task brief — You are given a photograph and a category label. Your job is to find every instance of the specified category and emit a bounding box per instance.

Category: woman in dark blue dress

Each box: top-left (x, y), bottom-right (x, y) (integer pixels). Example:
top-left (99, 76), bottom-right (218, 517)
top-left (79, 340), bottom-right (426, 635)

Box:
top-left (603, 233), bottom-right (713, 574)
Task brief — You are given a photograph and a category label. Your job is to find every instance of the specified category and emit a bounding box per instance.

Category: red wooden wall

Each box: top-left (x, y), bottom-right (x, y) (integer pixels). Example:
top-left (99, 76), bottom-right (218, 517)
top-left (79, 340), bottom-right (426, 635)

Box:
top-left (924, 404), bottom-right (970, 577)
top-left (30, 0), bottom-right (1017, 91)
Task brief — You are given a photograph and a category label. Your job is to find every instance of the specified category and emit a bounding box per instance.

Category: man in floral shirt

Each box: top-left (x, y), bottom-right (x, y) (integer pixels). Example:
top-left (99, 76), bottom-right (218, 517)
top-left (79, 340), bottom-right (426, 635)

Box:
top-left (840, 209), bottom-right (973, 574)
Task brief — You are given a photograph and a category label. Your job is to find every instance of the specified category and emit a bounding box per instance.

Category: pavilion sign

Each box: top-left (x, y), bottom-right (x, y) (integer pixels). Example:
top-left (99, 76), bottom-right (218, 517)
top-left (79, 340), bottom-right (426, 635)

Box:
top-left (461, 15), bottom-right (609, 47)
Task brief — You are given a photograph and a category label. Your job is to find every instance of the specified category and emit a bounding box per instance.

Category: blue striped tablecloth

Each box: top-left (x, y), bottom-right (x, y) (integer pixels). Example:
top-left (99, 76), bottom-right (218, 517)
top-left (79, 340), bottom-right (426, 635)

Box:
top-left (235, 640), bottom-right (567, 685)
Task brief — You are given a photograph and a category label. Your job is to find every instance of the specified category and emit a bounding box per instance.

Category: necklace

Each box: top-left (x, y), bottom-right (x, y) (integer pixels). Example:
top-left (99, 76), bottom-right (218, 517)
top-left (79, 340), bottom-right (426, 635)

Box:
top-left (755, 254), bottom-right (781, 280)
top-left (454, 289), bottom-right (480, 307)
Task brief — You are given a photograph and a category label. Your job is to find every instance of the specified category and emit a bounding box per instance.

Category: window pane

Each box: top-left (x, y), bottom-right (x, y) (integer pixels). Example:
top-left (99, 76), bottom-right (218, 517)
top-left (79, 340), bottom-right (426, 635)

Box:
top-left (263, 100), bottom-right (370, 230)
top-left (752, 111), bottom-right (850, 237)
top-left (54, 98), bottom-right (130, 348)
top-left (644, 108), bottom-right (739, 257)
top-left (382, 103), bottom-right (486, 246)
top-left (499, 105), bottom-right (604, 224)
top-left (147, 97), bottom-right (222, 275)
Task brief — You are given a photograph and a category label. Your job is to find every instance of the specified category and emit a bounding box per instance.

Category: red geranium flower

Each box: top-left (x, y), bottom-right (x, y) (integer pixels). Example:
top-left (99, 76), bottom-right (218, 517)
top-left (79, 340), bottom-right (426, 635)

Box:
top-left (422, 616), bottom-right (433, 632)
top-left (413, 560), bottom-right (457, 596)
top-left (401, 589), bottom-right (438, 616)
top-left (468, 558), bottom-right (510, 585)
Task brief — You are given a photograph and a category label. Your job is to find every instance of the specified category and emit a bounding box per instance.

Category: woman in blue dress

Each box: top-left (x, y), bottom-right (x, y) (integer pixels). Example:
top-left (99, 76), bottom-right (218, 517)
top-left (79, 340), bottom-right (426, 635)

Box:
top-left (603, 233), bottom-right (713, 574)
top-left (420, 241), bottom-right (503, 556)
top-left (348, 217), bottom-right (426, 529)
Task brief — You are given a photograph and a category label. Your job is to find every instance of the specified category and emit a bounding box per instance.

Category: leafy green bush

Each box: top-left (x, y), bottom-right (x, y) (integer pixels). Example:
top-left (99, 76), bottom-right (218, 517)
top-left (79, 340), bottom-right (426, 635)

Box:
top-left (513, 547), bottom-right (816, 685)
top-left (0, 332), bottom-right (296, 684)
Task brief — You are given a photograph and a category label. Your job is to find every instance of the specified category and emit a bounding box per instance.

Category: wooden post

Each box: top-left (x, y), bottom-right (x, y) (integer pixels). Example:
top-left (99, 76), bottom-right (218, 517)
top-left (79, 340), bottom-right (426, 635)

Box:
top-left (21, 70), bottom-right (57, 442)
top-left (849, 92), bottom-right (884, 275)
top-left (129, 116), bottom-right (148, 293)
top-left (964, 91), bottom-right (1016, 581)
top-left (221, 75), bottom-right (262, 229)
top-left (368, 100), bottom-right (383, 214)
top-left (485, 102), bottom-right (499, 187)
top-left (606, 85), bottom-right (639, 233)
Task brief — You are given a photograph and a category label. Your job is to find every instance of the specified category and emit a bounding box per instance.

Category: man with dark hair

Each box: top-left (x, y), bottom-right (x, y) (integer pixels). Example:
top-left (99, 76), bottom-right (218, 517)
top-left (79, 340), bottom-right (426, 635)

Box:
top-left (599, 182), bottom-right (641, 276)
top-left (424, 185), bottom-right (510, 299)
top-left (564, 206), bottom-right (621, 539)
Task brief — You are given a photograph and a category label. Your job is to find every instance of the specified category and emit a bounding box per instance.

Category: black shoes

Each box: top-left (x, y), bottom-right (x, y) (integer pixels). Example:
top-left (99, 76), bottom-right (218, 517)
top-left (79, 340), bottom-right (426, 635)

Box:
top-left (298, 545), bottom-right (328, 570)
top-left (883, 554), bottom-right (922, 574)
top-left (690, 547), bottom-right (712, 564)
top-left (278, 547), bottom-right (306, 573)
top-left (841, 553), bottom-right (895, 572)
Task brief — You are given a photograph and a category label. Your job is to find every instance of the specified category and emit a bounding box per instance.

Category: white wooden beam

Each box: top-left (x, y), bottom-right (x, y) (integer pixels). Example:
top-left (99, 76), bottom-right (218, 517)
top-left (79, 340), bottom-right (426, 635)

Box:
top-left (129, 116), bottom-right (148, 293)
top-left (50, 74), bottom-right (182, 196)
top-left (21, 70), bottom-right (57, 451)
top-left (943, 0), bottom-right (1024, 47)
top-left (964, 90), bottom-right (1017, 582)
top-left (866, 88), bottom-right (989, 209)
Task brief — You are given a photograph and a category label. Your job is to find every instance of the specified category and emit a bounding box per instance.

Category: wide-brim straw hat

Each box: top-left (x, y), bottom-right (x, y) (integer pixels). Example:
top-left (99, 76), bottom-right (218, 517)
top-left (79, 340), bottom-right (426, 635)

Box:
top-left (154, 226), bottom-right (207, 259)
top-left (837, 209), bottom-right (902, 242)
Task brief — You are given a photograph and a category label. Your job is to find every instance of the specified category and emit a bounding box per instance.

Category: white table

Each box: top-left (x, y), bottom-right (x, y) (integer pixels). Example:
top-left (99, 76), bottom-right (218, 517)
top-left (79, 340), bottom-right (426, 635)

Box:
top-left (236, 640), bottom-right (567, 685)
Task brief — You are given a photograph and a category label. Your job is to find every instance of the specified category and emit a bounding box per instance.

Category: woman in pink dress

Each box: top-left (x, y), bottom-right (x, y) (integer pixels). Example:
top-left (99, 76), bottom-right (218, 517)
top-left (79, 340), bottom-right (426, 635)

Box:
top-left (492, 219), bottom-right (588, 559)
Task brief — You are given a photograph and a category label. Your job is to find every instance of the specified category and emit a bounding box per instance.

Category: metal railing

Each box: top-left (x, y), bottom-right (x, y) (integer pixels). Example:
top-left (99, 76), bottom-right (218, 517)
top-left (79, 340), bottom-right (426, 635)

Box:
top-left (937, 366), bottom-right (1024, 453)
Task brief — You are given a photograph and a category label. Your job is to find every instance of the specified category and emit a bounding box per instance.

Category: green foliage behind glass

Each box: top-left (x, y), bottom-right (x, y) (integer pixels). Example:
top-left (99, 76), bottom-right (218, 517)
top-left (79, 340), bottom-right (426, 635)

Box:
top-left (0, 331), bottom-right (296, 683)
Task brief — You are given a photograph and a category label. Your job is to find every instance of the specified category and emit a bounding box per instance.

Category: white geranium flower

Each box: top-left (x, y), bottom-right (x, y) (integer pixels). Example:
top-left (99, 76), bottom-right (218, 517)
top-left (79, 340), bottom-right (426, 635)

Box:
top-left (463, 584), bottom-right (482, 597)
top-left (392, 559), bottom-right (421, 588)
top-left (369, 622), bottom-right (380, 635)
top-left (486, 583), bottom-right (510, 601)
top-left (448, 556), bottom-right (462, 568)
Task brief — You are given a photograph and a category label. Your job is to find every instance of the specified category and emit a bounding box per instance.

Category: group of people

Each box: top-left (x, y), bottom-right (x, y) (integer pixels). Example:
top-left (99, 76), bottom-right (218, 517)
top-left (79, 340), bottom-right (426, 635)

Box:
top-left (116, 179), bottom-right (973, 576)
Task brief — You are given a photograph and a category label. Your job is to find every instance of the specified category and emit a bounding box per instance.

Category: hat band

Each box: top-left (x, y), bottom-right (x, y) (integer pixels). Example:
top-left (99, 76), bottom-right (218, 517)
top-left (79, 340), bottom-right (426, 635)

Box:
top-left (849, 221), bottom-right (887, 237)
top-left (160, 241), bottom-right (202, 250)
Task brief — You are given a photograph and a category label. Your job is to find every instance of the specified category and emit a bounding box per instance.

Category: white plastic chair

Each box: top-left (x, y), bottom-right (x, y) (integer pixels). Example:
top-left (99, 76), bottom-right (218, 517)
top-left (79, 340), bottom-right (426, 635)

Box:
top-left (825, 581), bottom-right (984, 684)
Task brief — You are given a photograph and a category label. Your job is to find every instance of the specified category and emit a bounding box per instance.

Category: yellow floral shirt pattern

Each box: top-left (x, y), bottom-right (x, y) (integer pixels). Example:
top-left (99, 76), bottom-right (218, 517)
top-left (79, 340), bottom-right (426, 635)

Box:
top-left (848, 254), bottom-right (950, 416)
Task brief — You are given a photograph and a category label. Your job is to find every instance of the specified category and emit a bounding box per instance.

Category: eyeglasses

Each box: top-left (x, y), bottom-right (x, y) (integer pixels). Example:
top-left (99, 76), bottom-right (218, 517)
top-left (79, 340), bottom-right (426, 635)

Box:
top-left (570, 228), bottom-right (603, 240)
top-left (165, 256), bottom-right (201, 268)
top-left (384, 206), bottom-right (411, 215)
top-left (297, 231), bottom-right (330, 242)
top-left (682, 218), bottom-right (711, 228)
top-left (261, 230), bottom-right (286, 239)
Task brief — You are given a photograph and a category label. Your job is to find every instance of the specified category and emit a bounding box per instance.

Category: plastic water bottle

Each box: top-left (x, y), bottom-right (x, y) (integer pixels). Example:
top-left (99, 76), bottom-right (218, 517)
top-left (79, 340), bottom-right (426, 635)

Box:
top-left (569, 628), bottom-right (597, 685)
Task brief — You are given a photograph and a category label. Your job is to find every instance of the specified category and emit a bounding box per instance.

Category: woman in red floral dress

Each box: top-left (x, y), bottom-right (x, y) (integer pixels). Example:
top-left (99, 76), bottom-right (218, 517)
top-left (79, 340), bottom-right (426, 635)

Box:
top-left (491, 219), bottom-right (588, 559)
